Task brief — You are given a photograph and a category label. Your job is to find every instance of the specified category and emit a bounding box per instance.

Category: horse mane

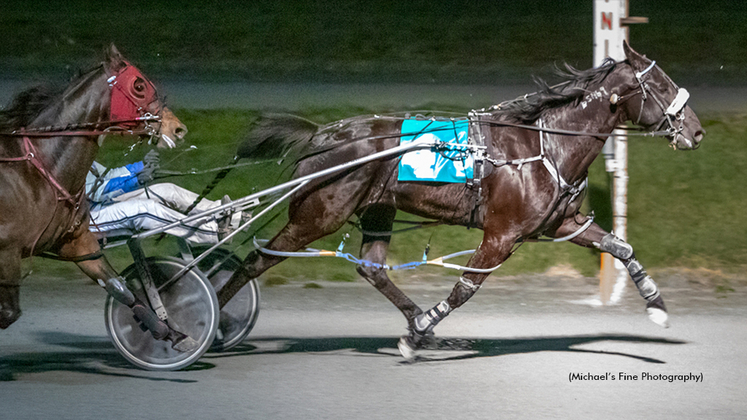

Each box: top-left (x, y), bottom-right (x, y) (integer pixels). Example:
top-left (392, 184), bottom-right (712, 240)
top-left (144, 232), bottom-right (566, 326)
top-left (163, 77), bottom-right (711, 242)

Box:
top-left (499, 58), bottom-right (618, 124)
top-left (0, 84), bottom-right (62, 132)
top-left (0, 65), bottom-right (105, 132)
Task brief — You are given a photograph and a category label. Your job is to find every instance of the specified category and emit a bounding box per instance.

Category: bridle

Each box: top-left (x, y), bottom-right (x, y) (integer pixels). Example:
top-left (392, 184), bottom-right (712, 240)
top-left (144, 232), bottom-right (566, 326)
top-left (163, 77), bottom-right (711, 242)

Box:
top-left (106, 61), bottom-right (163, 131)
top-left (610, 60), bottom-right (692, 149)
top-left (0, 61), bottom-right (166, 243)
top-left (6, 61), bottom-right (164, 140)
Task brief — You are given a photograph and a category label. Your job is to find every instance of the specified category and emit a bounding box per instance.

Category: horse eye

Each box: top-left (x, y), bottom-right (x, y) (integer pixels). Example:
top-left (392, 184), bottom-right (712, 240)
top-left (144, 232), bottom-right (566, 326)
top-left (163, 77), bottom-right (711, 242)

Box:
top-left (132, 77), bottom-right (146, 98)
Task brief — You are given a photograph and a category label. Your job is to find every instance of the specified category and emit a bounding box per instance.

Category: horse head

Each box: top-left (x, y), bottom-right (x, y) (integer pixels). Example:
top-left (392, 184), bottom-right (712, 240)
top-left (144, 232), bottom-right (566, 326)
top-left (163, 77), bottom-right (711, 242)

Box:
top-left (612, 41), bottom-right (704, 150)
top-left (104, 44), bottom-right (187, 149)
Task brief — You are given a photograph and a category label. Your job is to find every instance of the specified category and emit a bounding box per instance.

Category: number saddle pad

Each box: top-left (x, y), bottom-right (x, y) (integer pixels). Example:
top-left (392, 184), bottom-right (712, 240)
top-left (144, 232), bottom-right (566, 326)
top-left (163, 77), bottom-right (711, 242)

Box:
top-left (397, 118), bottom-right (474, 183)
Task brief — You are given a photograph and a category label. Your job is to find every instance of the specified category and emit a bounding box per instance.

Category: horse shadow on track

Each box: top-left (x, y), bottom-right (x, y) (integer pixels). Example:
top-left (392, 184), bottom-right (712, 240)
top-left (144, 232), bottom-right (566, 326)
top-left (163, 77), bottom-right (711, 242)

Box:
top-left (0, 332), bottom-right (686, 380)
top-left (0, 331), bottom-right (209, 382)
top-left (204, 334), bottom-right (686, 364)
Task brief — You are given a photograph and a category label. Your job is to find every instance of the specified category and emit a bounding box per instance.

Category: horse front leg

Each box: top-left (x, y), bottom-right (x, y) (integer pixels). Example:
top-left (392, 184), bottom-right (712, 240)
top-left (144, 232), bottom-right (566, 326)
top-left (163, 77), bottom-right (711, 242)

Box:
top-left (60, 231), bottom-right (199, 351)
top-left (398, 231), bottom-right (515, 359)
top-left (554, 213), bottom-right (668, 327)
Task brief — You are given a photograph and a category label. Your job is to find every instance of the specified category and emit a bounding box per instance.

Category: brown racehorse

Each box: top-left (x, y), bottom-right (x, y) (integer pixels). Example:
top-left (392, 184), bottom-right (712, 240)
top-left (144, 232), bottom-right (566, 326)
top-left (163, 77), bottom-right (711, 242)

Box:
top-left (221, 42), bottom-right (704, 359)
top-left (0, 45), bottom-right (196, 350)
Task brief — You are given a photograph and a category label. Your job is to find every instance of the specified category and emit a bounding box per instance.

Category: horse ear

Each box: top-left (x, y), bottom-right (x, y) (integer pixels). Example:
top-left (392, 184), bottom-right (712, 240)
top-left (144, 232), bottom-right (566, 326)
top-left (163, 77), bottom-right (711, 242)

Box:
top-left (104, 43), bottom-right (126, 73)
top-left (623, 40), bottom-right (650, 71)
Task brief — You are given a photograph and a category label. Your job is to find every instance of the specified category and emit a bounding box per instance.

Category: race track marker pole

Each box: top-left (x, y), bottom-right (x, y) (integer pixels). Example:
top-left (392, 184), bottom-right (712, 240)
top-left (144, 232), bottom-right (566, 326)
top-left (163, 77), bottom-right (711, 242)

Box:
top-left (594, 0), bottom-right (647, 304)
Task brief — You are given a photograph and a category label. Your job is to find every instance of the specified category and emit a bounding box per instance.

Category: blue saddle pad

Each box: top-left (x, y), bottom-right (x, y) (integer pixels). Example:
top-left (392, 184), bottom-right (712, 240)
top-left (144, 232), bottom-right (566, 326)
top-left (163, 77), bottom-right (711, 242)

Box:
top-left (398, 118), bottom-right (473, 183)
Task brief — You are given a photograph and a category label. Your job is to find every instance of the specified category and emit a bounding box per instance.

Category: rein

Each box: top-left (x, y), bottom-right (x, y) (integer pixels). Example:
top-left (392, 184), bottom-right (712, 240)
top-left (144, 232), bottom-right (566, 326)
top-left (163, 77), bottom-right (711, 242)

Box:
top-left (3, 115), bottom-right (162, 139)
top-left (0, 60), bottom-right (164, 261)
top-left (472, 118), bottom-right (669, 139)
top-left (0, 136), bottom-right (82, 206)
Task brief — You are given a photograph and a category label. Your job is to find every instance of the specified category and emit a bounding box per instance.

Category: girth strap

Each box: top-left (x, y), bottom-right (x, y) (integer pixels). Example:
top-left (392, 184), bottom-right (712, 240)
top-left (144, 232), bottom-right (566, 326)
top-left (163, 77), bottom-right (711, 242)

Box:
top-left (467, 111), bottom-right (488, 228)
top-left (537, 120), bottom-right (587, 203)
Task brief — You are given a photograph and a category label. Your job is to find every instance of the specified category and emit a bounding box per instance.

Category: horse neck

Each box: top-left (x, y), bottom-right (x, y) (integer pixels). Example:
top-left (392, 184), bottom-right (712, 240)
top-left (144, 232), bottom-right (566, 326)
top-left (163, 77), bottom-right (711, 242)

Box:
top-left (540, 72), bottom-right (627, 184)
top-left (30, 72), bottom-right (110, 194)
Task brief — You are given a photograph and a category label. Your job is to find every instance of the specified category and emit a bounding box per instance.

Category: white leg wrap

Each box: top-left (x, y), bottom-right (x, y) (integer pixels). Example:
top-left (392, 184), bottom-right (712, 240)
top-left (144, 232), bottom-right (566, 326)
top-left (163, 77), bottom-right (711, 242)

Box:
top-left (459, 276), bottom-right (481, 291)
top-left (599, 233), bottom-right (634, 260)
top-left (636, 275), bottom-right (661, 301)
top-left (625, 259), bottom-right (660, 301)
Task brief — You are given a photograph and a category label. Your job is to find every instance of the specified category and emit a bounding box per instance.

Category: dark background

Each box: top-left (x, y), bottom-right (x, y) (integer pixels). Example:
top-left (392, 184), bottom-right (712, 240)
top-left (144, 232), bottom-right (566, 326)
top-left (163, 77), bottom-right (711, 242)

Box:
top-left (1, 0), bottom-right (745, 85)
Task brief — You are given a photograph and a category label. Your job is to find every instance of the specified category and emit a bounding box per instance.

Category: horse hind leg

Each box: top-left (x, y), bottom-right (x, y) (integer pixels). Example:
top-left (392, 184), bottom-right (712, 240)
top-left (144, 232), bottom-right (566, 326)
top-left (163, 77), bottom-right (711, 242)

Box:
top-left (356, 205), bottom-right (423, 329)
top-left (558, 214), bottom-right (669, 327)
top-left (217, 199), bottom-right (361, 307)
top-left (398, 229), bottom-right (516, 360)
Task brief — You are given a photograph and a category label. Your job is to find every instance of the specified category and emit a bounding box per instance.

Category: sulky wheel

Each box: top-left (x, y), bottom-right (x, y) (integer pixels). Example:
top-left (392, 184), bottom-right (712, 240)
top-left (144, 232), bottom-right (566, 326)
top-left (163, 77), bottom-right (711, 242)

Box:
top-left (105, 256), bottom-right (219, 371)
top-left (191, 246), bottom-right (260, 352)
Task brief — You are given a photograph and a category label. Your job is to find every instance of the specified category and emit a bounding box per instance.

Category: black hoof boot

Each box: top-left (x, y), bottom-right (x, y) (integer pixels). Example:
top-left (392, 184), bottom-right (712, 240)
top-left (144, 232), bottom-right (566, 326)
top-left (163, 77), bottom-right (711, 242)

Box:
top-left (131, 303), bottom-right (198, 352)
top-left (0, 308), bottom-right (21, 329)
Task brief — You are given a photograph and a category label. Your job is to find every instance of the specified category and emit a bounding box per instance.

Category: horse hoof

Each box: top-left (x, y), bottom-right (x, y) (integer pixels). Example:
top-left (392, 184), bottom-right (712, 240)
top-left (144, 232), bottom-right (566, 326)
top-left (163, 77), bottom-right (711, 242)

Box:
top-left (646, 296), bottom-right (669, 328)
top-left (647, 307), bottom-right (670, 328)
top-left (397, 336), bottom-right (418, 361)
top-left (0, 308), bottom-right (21, 329)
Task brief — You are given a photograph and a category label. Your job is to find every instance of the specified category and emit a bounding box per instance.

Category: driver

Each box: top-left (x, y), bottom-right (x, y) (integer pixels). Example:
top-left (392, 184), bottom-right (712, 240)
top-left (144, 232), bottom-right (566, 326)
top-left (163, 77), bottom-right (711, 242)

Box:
top-left (86, 149), bottom-right (239, 244)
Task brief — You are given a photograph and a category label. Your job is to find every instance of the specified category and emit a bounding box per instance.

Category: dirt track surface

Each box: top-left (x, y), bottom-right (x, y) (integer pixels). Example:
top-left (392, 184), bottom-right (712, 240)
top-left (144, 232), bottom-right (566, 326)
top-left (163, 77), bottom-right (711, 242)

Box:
top-left (1, 269), bottom-right (745, 419)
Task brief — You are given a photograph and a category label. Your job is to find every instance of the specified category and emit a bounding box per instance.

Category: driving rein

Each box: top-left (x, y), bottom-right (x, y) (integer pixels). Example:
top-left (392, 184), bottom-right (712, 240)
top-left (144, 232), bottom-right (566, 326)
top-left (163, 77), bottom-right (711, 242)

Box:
top-left (1, 62), bottom-right (163, 198)
top-left (0, 62), bottom-right (163, 255)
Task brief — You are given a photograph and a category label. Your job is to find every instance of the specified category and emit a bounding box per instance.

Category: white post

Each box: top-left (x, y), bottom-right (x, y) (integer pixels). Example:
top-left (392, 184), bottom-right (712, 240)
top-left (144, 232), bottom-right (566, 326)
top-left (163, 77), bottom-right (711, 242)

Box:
top-left (594, 0), bottom-right (628, 304)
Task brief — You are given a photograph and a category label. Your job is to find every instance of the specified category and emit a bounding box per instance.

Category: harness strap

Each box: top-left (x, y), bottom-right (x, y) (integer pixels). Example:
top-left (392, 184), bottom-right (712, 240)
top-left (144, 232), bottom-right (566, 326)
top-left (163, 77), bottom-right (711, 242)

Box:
top-left (536, 120), bottom-right (587, 202)
top-left (0, 137), bottom-right (89, 266)
top-left (87, 166), bottom-right (112, 201)
top-left (467, 111), bottom-right (487, 228)
top-left (253, 237), bottom-right (503, 274)
top-left (529, 213), bottom-right (595, 243)
top-left (19, 136), bottom-right (80, 206)
top-left (38, 250), bottom-right (105, 262)
top-left (635, 60), bottom-right (657, 83)
top-left (7, 120), bottom-right (160, 138)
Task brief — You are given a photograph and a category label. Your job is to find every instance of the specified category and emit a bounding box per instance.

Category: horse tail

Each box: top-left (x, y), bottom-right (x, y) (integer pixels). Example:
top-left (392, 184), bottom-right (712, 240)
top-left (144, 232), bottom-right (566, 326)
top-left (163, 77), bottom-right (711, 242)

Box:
top-left (236, 113), bottom-right (319, 161)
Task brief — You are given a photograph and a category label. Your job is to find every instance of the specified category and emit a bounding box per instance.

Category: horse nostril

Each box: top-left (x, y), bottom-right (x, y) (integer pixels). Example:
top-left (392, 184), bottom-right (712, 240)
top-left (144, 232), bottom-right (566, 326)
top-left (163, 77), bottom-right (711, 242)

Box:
top-left (694, 130), bottom-right (704, 144)
top-left (175, 126), bottom-right (188, 140)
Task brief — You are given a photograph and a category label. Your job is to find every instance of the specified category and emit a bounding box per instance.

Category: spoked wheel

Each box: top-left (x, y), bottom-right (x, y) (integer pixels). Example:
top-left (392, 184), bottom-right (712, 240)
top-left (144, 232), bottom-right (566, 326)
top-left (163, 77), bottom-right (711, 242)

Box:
top-left (191, 246), bottom-right (260, 352)
top-left (105, 256), bottom-right (219, 371)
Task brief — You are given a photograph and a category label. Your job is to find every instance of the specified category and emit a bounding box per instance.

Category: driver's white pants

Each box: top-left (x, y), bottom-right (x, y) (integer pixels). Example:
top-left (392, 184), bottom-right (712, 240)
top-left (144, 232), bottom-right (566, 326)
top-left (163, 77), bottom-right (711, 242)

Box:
top-left (113, 183), bottom-right (218, 215)
top-left (90, 183), bottom-right (236, 244)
